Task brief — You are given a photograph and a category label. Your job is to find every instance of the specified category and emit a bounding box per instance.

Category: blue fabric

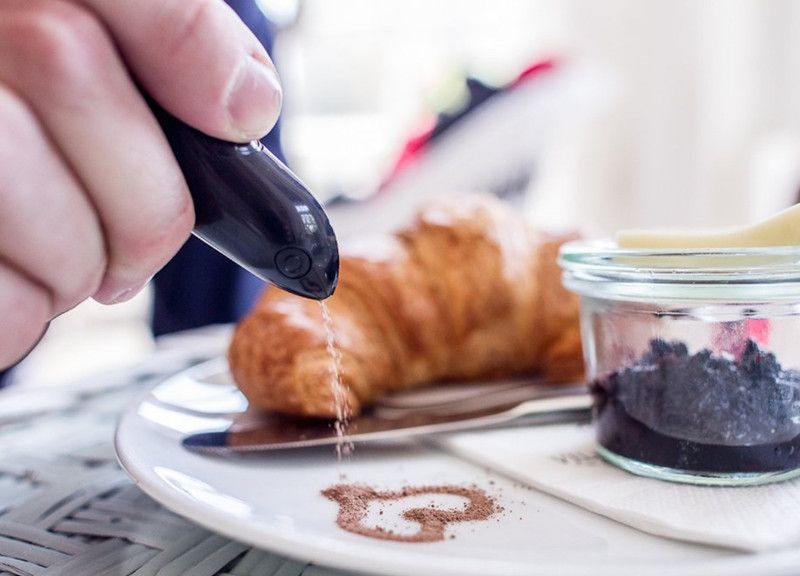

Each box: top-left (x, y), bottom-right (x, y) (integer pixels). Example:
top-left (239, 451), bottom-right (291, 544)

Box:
top-left (151, 0), bottom-right (282, 336)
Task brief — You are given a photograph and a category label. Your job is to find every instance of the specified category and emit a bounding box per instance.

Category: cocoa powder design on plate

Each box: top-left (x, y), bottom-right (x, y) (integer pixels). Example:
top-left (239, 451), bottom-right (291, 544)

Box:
top-left (321, 483), bottom-right (499, 543)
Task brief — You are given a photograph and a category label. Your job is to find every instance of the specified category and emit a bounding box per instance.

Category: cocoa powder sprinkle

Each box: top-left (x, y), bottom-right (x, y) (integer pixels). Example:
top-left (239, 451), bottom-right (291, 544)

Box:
top-left (321, 483), bottom-right (498, 543)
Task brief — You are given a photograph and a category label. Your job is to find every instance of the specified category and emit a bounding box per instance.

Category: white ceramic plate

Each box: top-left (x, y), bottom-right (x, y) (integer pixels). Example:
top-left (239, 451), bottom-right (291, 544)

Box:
top-left (115, 360), bottom-right (800, 576)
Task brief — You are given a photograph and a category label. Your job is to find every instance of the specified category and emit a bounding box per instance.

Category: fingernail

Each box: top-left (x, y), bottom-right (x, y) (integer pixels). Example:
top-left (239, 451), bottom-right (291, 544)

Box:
top-left (226, 55), bottom-right (283, 140)
top-left (94, 278), bottom-right (151, 305)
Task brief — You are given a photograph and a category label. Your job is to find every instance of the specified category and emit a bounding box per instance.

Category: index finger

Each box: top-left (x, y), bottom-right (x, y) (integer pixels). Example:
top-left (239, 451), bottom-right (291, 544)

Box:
top-left (73, 0), bottom-right (282, 141)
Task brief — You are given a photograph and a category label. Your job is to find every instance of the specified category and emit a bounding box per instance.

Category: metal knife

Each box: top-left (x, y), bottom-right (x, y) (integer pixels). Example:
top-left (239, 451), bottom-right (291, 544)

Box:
top-left (182, 387), bottom-right (592, 454)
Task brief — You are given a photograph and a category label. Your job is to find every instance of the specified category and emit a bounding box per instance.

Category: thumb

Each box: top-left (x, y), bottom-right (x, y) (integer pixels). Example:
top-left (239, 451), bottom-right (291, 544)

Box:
top-left (76, 0), bottom-right (282, 142)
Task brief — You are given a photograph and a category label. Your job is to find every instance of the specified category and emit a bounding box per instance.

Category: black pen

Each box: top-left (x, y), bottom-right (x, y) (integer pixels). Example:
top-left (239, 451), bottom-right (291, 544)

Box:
top-left (148, 101), bottom-right (339, 300)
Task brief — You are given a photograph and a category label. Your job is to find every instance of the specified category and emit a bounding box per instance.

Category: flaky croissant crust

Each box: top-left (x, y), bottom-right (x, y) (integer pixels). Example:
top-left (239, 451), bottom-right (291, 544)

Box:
top-left (228, 196), bottom-right (583, 418)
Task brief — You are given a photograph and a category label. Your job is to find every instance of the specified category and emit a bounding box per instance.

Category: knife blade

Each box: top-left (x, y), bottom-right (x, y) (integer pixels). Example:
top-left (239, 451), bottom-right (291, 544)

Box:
top-left (182, 388), bottom-right (592, 455)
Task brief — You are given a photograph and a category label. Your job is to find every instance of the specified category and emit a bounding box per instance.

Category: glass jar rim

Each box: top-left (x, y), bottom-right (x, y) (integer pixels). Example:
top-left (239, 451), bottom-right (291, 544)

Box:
top-left (558, 240), bottom-right (800, 301)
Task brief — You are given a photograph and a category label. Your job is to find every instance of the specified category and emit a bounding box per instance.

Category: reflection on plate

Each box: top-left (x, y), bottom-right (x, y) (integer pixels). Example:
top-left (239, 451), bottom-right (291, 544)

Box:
top-left (115, 359), bottom-right (800, 576)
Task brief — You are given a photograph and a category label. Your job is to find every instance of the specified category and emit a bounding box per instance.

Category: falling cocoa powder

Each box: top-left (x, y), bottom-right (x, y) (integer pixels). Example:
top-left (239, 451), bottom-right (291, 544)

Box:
top-left (321, 483), bottom-right (498, 543)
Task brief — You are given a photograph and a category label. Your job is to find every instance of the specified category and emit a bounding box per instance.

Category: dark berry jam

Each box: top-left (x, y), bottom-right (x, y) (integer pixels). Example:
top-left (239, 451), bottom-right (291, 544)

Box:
top-left (592, 339), bottom-right (800, 473)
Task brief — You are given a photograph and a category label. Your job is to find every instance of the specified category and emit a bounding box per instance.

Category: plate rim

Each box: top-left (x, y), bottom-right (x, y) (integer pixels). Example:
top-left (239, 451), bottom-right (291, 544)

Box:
top-left (114, 364), bottom-right (800, 576)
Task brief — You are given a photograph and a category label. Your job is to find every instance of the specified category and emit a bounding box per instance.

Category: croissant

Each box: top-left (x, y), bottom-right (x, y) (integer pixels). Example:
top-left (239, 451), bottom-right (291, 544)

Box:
top-left (228, 195), bottom-right (583, 418)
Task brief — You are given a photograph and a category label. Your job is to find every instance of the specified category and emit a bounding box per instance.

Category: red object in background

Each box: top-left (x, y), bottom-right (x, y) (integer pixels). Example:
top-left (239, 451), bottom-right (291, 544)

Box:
top-left (380, 59), bottom-right (558, 189)
top-left (510, 59), bottom-right (557, 87)
top-left (386, 117), bottom-right (436, 183)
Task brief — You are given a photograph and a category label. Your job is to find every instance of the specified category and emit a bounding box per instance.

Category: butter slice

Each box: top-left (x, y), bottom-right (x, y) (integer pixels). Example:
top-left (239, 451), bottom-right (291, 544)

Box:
top-left (618, 203), bottom-right (800, 249)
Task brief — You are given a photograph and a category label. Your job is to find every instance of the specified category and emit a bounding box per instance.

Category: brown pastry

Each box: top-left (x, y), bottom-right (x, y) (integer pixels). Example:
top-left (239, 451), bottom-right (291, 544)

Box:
top-left (228, 195), bottom-right (583, 418)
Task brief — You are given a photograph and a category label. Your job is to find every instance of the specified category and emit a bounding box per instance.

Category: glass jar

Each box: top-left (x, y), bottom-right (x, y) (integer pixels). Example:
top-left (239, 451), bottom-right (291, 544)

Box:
top-left (559, 242), bottom-right (800, 486)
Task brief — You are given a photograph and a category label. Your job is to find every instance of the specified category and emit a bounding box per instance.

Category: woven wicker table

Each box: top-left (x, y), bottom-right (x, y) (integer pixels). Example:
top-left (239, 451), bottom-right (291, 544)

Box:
top-left (0, 327), bottom-right (349, 576)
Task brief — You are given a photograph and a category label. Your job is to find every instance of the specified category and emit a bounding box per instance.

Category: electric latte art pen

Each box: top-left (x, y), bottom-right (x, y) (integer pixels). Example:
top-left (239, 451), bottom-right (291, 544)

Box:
top-left (148, 100), bottom-right (339, 301)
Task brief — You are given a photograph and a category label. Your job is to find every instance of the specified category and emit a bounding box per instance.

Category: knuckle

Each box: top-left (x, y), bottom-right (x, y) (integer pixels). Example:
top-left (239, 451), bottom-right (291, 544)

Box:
top-left (65, 215), bottom-right (109, 303)
top-left (163, 0), bottom-right (218, 58)
top-left (156, 0), bottom-right (232, 111)
top-left (26, 219), bottom-right (106, 314)
top-left (114, 188), bottom-right (194, 270)
top-left (171, 193), bottom-right (196, 241)
top-left (58, 258), bottom-right (106, 312)
top-left (14, 1), bottom-right (111, 90)
top-left (0, 88), bottom-right (36, 149)
top-left (0, 273), bottom-right (49, 368)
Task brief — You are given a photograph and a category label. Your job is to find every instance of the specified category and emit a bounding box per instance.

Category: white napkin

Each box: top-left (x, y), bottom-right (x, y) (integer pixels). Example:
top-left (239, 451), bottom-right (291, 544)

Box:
top-left (437, 423), bottom-right (800, 552)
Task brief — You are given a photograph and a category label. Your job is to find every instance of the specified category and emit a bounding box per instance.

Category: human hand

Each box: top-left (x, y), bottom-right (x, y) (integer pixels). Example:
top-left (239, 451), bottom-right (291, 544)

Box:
top-left (0, 0), bottom-right (282, 368)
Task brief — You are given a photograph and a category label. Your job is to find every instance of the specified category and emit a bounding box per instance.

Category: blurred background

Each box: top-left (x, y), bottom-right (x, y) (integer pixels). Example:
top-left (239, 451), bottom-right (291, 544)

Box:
top-left (13, 0), bottom-right (800, 386)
